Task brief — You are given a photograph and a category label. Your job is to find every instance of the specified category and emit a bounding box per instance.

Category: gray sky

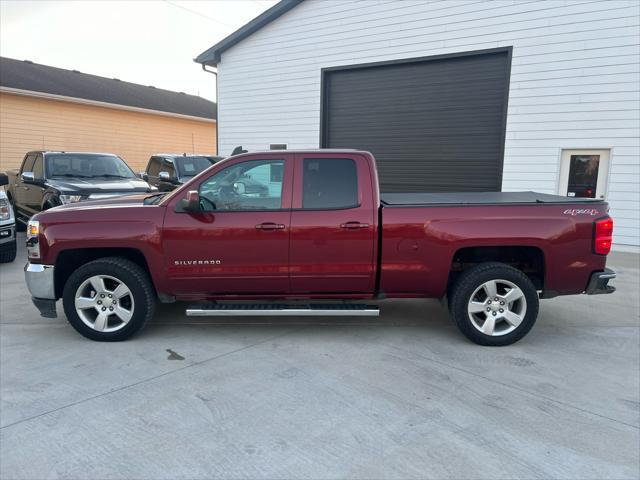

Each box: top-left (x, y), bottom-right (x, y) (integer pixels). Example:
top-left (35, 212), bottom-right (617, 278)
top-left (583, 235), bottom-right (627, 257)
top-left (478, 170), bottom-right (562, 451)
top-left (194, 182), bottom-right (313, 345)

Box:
top-left (0, 0), bottom-right (279, 102)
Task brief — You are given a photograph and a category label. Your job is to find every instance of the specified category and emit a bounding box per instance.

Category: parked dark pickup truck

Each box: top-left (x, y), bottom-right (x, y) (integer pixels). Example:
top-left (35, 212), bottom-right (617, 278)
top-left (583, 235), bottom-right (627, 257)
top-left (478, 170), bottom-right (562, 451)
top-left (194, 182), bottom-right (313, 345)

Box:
top-left (24, 150), bottom-right (615, 345)
top-left (141, 154), bottom-right (223, 192)
top-left (5, 151), bottom-right (155, 226)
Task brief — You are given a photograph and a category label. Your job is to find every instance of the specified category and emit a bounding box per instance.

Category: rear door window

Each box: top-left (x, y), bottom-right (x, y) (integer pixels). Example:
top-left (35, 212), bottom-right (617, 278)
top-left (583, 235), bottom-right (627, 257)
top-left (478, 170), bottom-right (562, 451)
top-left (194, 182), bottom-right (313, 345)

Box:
top-left (302, 158), bottom-right (358, 209)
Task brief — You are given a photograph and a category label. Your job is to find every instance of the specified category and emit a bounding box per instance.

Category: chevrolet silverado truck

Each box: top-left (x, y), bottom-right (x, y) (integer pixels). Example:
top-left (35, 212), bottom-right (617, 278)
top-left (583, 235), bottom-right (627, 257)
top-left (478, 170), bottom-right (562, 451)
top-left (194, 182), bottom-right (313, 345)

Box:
top-left (5, 151), bottom-right (155, 227)
top-left (23, 150), bottom-right (616, 345)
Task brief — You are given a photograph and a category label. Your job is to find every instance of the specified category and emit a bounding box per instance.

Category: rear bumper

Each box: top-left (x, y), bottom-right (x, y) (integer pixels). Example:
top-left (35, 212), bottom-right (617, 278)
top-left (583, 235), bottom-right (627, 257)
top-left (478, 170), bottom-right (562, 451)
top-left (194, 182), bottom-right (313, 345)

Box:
top-left (585, 268), bottom-right (616, 295)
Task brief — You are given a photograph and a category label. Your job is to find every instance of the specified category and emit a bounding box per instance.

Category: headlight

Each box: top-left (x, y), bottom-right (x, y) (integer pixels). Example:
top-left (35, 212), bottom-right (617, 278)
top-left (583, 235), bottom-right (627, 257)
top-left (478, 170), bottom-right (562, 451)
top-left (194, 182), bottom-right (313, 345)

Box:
top-left (59, 194), bottom-right (83, 204)
top-left (27, 220), bottom-right (40, 259)
top-left (0, 199), bottom-right (10, 221)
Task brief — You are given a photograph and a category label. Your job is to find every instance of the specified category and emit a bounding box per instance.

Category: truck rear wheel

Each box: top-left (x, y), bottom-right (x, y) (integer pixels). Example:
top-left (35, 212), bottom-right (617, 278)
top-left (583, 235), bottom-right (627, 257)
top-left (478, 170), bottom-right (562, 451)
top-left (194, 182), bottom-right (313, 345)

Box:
top-left (62, 257), bottom-right (155, 341)
top-left (449, 262), bottom-right (539, 346)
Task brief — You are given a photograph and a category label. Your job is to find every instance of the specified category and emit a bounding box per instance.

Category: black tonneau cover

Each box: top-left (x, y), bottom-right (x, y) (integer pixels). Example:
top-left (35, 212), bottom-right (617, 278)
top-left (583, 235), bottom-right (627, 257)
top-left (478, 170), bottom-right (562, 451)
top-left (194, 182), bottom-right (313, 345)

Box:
top-left (380, 191), bottom-right (604, 206)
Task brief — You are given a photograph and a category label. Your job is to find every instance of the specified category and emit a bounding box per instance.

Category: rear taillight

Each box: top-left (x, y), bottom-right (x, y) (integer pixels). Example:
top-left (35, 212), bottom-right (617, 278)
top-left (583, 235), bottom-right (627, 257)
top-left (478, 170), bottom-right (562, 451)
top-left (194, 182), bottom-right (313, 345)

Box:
top-left (594, 217), bottom-right (613, 255)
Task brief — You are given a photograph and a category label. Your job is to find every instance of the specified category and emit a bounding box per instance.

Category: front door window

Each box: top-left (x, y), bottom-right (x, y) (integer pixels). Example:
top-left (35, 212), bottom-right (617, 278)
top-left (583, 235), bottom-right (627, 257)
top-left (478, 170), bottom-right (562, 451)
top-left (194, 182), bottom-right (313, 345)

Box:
top-left (199, 160), bottom-right (284, 211)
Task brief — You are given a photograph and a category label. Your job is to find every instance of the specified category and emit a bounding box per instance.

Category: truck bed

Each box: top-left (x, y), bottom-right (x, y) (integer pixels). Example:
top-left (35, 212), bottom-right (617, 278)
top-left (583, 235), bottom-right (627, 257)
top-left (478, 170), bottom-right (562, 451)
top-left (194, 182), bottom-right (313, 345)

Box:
top-left (380, 191), bottom-right (605, 206)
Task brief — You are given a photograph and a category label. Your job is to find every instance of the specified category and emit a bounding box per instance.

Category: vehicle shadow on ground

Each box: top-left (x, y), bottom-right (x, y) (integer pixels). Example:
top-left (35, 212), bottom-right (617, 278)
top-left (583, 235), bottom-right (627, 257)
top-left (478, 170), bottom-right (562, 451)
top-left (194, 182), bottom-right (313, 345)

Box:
top-left (147, 298), bottom-right (451, 328)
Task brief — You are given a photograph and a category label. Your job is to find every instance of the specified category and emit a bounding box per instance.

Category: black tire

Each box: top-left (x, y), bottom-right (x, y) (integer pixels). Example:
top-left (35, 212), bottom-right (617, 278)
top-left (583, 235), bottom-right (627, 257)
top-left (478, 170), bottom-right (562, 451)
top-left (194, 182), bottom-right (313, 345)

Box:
top-left (0, 238), bottom-right (17, 263)
top-left (449, 262), bottom-right (539, 346)
top-left (62, 257), bottom-right (156, 341)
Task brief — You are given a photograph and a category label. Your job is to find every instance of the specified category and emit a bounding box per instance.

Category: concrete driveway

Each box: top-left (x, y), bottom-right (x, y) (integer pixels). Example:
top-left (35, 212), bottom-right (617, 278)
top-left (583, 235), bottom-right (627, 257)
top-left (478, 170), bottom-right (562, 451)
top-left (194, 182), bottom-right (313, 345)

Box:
top-left (1, 235), bottom-right (638, 479)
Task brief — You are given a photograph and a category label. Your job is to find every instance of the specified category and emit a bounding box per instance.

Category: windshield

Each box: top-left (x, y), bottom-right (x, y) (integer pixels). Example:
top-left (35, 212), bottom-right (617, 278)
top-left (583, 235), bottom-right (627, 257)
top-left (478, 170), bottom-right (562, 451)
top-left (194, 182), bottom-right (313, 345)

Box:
top-left (46, 153), bottom-right (136, 179)
top-left (175, 156), bottom-right (219, 177)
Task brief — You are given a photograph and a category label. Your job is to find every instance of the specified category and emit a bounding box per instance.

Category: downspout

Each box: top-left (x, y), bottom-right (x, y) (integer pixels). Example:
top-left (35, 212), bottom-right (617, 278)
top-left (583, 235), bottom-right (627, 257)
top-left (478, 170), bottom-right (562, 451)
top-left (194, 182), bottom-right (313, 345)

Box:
top-left (201, 63), bottom-right (219, 156)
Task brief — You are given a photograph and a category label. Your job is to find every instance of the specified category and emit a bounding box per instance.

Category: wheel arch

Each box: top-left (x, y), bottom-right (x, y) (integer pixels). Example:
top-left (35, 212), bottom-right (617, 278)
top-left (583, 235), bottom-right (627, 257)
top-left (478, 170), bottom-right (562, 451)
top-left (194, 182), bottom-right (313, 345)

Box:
top-left (448, 245), bottom-right (546, 292)
top-left (54, 248), bottom-right (153, 299)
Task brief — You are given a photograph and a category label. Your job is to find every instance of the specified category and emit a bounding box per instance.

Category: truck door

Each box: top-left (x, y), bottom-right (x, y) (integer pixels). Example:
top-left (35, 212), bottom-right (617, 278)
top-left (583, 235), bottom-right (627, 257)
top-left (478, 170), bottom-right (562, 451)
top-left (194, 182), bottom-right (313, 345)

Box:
top-left (289, 153), bottom-right (376, 293)
top-left (162, 154), bottom-right (293, 295)
top-left (15, 154), bottom-right (36, 217)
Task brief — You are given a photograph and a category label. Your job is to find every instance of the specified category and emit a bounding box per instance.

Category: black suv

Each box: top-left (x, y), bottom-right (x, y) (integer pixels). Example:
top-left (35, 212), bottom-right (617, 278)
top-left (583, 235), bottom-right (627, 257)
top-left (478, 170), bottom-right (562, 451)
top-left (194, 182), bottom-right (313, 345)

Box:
top-left (141, 154), bottom-right (223, 192)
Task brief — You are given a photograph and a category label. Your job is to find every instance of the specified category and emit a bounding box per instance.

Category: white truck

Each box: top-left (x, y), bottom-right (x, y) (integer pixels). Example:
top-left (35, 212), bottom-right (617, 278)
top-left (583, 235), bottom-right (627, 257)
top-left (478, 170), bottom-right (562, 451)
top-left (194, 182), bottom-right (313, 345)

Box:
top-left (0, 173), bottom-right (17, 263)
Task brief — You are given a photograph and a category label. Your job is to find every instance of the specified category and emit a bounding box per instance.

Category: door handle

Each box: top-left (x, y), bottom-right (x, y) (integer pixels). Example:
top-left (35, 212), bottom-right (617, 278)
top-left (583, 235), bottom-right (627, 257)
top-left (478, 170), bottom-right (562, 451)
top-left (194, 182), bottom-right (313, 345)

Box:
top-left (340, 221), bottom-right (369, 229)
top-left (256, 222), bottom-right (286, 231)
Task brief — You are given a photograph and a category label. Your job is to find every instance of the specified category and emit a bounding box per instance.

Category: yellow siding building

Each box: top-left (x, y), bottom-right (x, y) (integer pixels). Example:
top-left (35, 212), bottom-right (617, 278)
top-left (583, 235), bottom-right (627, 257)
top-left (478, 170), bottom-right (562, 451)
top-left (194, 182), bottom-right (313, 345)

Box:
top-left (0, 57), bottom-right (216, 172)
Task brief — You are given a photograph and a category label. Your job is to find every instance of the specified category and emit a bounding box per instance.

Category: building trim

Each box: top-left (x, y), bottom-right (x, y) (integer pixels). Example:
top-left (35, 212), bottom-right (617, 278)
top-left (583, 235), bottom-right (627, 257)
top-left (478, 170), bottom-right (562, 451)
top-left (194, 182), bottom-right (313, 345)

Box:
top-left (319, 47), bottom-right (513, 189)
top-left (194, 0), bottom-right (304, 66)
top-left (0, 86), bottom-right (217, 124)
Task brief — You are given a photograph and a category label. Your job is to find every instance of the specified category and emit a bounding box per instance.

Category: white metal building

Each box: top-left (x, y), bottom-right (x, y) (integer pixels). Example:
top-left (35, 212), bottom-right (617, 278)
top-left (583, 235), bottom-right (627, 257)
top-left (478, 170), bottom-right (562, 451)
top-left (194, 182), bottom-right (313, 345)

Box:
top-left (196, 0), bottom-right (640, 249)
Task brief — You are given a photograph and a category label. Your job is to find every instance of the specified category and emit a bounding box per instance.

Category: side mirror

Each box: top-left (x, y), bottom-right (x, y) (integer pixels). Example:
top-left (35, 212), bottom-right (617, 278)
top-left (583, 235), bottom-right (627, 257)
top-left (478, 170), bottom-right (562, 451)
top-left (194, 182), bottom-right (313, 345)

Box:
top-left (233, 182), bottom-right (246, 195)
top-left (158, 171), bottom-right (171, 181)
top-left (21, 172), bottom-right (36, 184)
top-left (181, 190), bottom-right (200, 212)
top-left (0, 173), bottom-right (8, 187)
top-left (138, 171), bottom-right (148, 181)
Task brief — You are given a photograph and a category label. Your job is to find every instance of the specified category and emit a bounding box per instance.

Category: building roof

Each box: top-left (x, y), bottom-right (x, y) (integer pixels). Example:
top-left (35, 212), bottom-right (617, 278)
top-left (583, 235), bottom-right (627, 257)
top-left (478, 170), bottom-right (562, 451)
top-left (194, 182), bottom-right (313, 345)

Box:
top-left (195, 0), bottom-right (303, 66)
top-left (0, 56), bottom-right (216, 120)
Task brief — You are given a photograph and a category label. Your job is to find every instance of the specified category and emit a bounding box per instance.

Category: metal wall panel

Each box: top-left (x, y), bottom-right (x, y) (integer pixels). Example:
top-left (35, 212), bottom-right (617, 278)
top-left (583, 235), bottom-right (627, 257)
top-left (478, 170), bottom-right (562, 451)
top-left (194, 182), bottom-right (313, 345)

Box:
top-left (322, 50), bottom-right (511, 192)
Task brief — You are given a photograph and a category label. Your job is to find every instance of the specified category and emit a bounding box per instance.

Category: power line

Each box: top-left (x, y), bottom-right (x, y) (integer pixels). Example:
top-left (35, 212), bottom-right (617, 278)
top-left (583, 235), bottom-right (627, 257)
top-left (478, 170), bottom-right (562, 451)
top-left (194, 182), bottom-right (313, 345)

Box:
top-left (162, 1), bottom-right (236, 29)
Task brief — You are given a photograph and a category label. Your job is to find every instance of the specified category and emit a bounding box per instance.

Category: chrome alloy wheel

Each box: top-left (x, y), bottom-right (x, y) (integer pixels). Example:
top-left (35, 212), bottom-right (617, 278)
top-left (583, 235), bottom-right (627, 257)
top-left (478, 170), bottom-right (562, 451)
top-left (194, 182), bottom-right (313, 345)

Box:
top-left (467, 279), bottom-right (527, 336)
top-left (74, 275), bottom-right (135, 332)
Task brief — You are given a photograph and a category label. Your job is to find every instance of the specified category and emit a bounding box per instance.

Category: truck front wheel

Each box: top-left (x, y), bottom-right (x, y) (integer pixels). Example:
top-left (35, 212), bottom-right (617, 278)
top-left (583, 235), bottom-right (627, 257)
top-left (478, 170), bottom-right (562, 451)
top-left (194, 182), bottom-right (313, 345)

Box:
top-left (62, 257), bottom-right (156, 341)
top-left (449, 262), bottom-right (539, 346)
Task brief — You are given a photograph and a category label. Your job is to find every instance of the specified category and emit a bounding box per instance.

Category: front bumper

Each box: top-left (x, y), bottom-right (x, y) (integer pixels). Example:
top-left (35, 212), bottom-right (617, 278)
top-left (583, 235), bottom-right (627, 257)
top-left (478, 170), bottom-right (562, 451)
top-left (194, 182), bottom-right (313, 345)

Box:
top-left (0, 223), bottom-right (14, 245)
top-left (585, 268), bottom-right (616, 295)
top-left (24, 262), bottom-right (57, 318)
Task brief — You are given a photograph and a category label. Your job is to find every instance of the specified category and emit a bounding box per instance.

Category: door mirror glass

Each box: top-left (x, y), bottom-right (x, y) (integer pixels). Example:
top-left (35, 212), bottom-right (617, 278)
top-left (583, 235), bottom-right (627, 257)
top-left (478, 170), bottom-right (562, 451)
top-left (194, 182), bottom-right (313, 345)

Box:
top-left (21, 172), bottom-right (36, 184)
top-left (181, 190), bottom-right (200, 212)
top-left (138, 171), bottom-right (148, 180)
top-left (0, 173), bottom-right (8, 186)
top-left (233, 182), bottom-right (246, 195)
top-left (159, 171), bottom-right (171, 181)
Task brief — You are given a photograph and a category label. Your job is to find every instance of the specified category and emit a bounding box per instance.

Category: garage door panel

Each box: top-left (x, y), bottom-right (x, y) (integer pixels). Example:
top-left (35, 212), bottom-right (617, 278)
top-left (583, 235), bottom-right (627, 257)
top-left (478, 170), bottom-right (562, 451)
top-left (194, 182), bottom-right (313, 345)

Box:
top-left (323, 49), bottom-right (511, 192)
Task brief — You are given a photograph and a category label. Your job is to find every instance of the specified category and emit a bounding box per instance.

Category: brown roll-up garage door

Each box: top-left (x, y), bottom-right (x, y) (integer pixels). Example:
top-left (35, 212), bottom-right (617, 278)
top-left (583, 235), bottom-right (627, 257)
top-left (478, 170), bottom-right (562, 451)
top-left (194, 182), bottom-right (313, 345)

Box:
top-left (321, 48), bottom-right (512, 193)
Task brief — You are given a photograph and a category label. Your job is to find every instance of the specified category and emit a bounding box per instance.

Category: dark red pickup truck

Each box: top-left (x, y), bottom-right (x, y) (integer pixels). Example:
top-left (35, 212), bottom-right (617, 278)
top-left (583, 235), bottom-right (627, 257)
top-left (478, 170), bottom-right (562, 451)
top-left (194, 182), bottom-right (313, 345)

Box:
top-left (24, 150), bottom-right (615, 345)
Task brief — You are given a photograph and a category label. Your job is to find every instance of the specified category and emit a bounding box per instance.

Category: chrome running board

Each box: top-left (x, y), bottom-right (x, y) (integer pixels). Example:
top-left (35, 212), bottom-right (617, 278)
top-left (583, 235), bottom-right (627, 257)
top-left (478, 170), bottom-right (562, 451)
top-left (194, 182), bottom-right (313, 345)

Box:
top-left (186, 303), bottom-right (380, 317)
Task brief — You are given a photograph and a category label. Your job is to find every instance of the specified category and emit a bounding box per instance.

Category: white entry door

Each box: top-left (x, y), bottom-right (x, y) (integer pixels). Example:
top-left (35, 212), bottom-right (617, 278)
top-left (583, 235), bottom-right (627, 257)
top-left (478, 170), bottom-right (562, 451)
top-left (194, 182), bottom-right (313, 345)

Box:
top-left (558, 149), bottom-right (610, 199)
